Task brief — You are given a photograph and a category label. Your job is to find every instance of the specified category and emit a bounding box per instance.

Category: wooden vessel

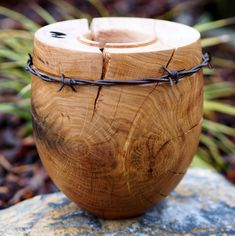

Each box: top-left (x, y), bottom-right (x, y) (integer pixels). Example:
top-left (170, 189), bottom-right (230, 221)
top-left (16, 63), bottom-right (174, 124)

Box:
top-left (31, 17), bottom-right (203, 219)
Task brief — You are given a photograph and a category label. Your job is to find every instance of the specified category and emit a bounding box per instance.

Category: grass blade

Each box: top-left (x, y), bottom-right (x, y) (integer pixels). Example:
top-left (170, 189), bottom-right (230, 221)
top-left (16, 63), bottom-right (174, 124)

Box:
top-left (191, 155), bottom-right (215, 170)
top-left (32, 4), bottom-right (56, 24)
top-left (88, 0), bottom-right (109, 17)
top-left (200, 133), bottom-right (226, 169)
top-left (0, 6), bottom-right (38, 31)
top-left (204, 101), bottom-right (235, 116)
top-left (157, 1), bottom-right (198, 20)
top-left (201, 35), bottom-right (230, 47)
top-left (212, 57), bottom-right (235, 69)
top-left (194, 17), bottom-right (235, 32)
top-left (50, 0), bottom-right (92, 21)
top-left (202, 119), bottom-right (235, 137)
top-left (204, 82), bottom-right (235, 99)
top-left (0, 30), bottom-right (33, 40)
top-left (0, 103), bottom-right (31, 121)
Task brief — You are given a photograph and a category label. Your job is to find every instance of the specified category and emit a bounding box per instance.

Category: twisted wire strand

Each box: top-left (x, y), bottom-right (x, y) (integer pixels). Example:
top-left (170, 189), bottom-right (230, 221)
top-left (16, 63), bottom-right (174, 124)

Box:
top-left (26, 52), bottom-right (211, 92)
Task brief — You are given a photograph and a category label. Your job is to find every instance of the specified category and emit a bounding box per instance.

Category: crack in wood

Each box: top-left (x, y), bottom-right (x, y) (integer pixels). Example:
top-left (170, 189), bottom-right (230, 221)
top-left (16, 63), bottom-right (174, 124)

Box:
top-left (92, 86), bottom-right (102, 120)
top-left (155, 118), bottom-right (202, 158)
top-left (122, 83), bottom-right (160, 194)
top-left (165, 48), bottom-right (176, 68)
top-left (121, 49), bottom-right (177, 162)
top-left (168, 170), bottom-right (185, 175)
top-left (91, 50), bottom-right (111, 119)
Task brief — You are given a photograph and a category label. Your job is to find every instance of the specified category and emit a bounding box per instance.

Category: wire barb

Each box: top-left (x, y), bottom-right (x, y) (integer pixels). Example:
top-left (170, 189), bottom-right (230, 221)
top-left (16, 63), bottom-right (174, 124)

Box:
top-left (25, 52), bottom-right (212, 92)
top-left (162, 67), bottom-right (185, 86)
top-left (27, 53), bottom-right (33, 67)
top-left (202, 52), bottom-right (212, 69)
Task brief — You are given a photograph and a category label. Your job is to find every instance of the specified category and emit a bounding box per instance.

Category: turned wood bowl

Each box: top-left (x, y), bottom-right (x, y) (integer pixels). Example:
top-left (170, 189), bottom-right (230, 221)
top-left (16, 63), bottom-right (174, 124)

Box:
top-left (31, 17), bottom-right (203, 219)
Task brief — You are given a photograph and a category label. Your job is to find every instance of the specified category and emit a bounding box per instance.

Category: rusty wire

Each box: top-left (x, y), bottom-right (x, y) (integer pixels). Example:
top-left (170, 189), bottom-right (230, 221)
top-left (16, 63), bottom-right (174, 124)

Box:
top-left (26, 52), bottom-right (211, 92)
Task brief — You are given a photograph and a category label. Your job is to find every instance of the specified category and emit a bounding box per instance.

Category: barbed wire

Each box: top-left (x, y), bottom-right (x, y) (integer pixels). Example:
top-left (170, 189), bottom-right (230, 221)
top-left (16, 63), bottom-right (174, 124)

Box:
top-left (26, 52), bottom-right (211, 92)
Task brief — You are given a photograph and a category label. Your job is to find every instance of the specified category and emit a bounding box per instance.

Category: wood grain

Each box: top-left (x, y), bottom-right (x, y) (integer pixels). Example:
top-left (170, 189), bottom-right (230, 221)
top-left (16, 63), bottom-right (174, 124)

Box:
top-left (31, 17), bottom-right (203, 219)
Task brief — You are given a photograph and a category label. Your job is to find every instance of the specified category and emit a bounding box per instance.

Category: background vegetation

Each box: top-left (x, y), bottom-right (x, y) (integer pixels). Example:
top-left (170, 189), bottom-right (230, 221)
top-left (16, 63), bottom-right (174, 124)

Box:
top-left (0, 0), bottom-right (234, 208)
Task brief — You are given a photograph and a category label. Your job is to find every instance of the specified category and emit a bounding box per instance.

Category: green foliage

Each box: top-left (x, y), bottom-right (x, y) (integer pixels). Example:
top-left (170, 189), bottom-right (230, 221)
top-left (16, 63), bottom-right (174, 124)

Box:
top-left (0, 2), bottom-right (234, 171)
top-left (200, 80), bottom-right (235, 171)
top-left (0, 7), bottom-right (38, 136)
top-left (0, 6), bottom-right (39, 31)
top-left (194, 17), bottom-right (235, 32)
top-left (32, 4), bottom-right (57, 24)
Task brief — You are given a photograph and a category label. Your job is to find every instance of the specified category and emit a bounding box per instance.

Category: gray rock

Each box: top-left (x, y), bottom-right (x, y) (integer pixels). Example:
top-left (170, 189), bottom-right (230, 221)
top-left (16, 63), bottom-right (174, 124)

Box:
top-left (0, 168), bottom-right (235, 236)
